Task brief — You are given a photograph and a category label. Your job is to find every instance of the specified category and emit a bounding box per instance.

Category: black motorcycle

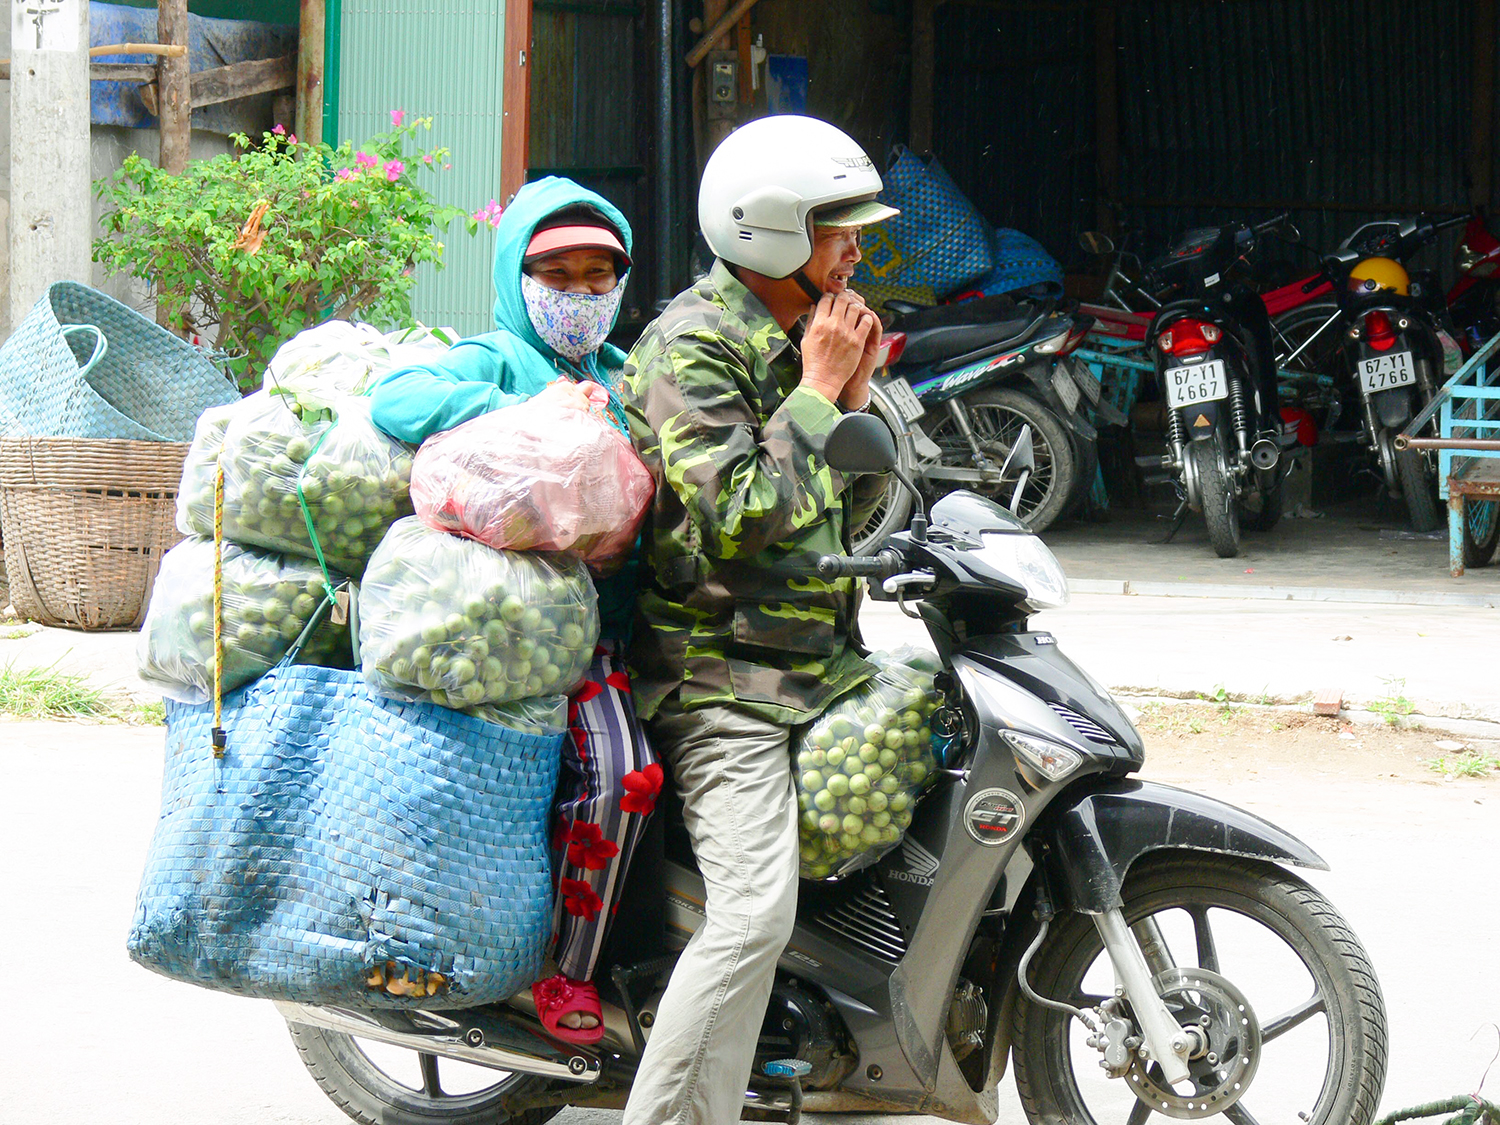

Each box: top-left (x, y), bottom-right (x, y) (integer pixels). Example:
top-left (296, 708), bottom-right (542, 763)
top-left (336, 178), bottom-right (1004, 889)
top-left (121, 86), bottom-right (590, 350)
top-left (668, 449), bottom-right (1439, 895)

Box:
top-left (851, 287), bottom-right (1118, 553)
top-left (1313, 216), bottom-right (1468, 532)
top-left (278, 413), bottom-right (1387, 1125)
top-left (1144, 216), bottom-right (1295, 558)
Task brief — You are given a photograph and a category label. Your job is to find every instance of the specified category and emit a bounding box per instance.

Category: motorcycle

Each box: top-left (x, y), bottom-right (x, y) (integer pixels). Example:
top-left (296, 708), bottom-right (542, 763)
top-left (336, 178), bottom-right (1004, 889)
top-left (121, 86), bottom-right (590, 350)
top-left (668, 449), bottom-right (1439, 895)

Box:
top-left (1307, 215), bottom-right (1470, 532)
top-left (1140, 215), bottom-right (1295, 558)
top-left (851, 288), bottom-right (1119, 554)
top-left (277, 413), bottom-right (1388, 1125)
top-left (1447, 208), bottom-right (1500, 353)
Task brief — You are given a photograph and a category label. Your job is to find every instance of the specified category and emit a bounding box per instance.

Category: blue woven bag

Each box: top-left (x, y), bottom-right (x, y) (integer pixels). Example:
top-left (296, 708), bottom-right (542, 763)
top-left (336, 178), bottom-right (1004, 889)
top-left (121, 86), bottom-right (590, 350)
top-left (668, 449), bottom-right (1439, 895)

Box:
top-left (964, 227), bottom-right (1064, 298)
top-left (128, 664), bottom-right (563, 1008)
top-left (852, 148), bottom-right (996, 299)
top-left (0, 282), bottom-right (239, 441)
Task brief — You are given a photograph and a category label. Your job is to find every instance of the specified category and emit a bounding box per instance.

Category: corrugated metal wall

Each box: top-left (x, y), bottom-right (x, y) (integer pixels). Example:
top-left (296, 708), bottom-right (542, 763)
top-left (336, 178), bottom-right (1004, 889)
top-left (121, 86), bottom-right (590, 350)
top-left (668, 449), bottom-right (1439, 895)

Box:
top-left (933, 0), bottom-right (1486, 279)
top-left (338, 0), bottom-right (506, 336)
top-left (529, 0), bottom-right (661, 324)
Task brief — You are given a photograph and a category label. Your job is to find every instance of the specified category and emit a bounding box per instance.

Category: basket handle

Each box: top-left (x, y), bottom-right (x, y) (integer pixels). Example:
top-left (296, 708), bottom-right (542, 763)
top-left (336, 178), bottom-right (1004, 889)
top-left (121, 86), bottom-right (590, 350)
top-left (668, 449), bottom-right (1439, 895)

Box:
top-left (59, 324), bottom-right (108, 379)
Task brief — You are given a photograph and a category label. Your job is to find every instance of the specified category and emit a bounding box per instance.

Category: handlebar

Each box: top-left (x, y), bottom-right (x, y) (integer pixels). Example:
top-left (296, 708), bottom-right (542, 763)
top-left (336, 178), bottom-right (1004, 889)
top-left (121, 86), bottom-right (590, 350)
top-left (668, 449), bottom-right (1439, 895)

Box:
top-left (1253, 211), bottom-right (1292, 235)
top-left (816, 548), bottom-right (903, 581)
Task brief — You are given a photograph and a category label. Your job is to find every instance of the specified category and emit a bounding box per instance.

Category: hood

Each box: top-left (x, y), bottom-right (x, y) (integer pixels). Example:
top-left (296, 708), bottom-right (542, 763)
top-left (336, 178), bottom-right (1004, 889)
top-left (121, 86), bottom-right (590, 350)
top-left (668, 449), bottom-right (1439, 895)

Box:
top-left (491, 177), bottom-right (634, 359)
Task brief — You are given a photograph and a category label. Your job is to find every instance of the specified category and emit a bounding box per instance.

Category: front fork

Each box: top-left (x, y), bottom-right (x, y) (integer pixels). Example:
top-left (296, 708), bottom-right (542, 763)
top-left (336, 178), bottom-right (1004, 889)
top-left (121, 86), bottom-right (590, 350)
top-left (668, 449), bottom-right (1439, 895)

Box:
top-left (1090, 909), bottom-right (1196, 1087)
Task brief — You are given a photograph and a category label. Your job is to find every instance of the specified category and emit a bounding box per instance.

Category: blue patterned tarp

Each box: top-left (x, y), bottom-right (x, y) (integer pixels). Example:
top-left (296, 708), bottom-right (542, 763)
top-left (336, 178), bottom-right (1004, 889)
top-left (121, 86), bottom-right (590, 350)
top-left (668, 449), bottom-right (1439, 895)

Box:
top-left (129, 665), bottom-right (563, 1008)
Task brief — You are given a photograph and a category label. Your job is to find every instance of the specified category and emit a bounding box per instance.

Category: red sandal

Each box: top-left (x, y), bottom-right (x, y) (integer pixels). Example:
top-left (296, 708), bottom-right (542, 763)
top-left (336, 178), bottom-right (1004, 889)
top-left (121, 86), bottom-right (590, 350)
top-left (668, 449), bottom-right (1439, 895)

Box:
top-left (532, 975), bottom-right (604, 1045)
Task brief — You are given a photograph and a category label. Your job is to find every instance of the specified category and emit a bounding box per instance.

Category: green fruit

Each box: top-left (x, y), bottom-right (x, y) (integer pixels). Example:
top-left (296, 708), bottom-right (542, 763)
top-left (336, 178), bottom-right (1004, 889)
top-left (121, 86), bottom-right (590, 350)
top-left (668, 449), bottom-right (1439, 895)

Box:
top-left (879, 748), bottom-right (899, 770)
top-left (879, 775), bottom-right (902, 795)
top-left (859, 824), bottom-right (881, 846)
top-left (811, 729), bottom-right (835, 751)
top-left (444, 613), bottom-right (469, 637)
top-left (500, 595), bottom-right (525, 623)
top-left (867, 790), bottom-right (888, 813)
top-left (889, 792), bottom-right (911, 813)
top-left (802, 770), bottom-right (825, 793)
top-left (859, 743), bottom-right (881, 764)
top-left (872, 810), bottom-right (891, 829)
top-left (884, 729), bottom-right (905, 750)
top-left (813, 789), bottom-right (836, 812)
top-left (818, 812), bottom-right (841, 835)
top-left (796, 751), bottom-right (816, 770)
top-left (839, 830), bottom-right (862, 850)
top-left (863, 723), bottom-right (884, 743)
top-left (826, 747), bottom-right (846, 768)
top-left (825, 774), bottom-right (849, 798)
top-left (842, 756), bottom-right (863, 778)
top-left (848, 773), bottom-right (871, 796)
top-left (448, 657), bottom-right (476, 684)
top-left (521, 606), bottom-right (543, 631)
top-left (420, 619), bottom-right (446, 644)
top-left (800, 810), bottom-right (820, 832)
top-left (846, 796), bottom-right (867, 816)
top-left (800, 843), bottom-right (822, 864)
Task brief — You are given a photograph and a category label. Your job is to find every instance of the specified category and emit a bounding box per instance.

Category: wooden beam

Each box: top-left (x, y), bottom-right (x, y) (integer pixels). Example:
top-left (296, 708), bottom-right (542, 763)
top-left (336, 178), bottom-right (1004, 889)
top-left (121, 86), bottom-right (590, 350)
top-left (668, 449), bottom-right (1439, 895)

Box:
top-left (296, 0), bottom-right (326, 146)
top-left (501, 0), bottom-right (534, 204)
top-left (685, 0), bottom-right (763, 69)
top-left (138, 54), bottom-right (296, 118)
top-left (1094, 1), bottom-right (1118, 234)
top-left (909, 0), bottom-right (935, 155)
top-left (1471, 0), bottom-right (1495, 208)
top-left (157, 0), bottom-right (191, 176)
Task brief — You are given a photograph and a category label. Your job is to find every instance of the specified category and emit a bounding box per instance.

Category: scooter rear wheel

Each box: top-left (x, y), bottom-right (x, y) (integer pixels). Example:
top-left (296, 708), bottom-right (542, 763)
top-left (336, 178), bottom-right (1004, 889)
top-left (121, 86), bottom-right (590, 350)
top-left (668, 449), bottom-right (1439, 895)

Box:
top-left (1010, 853), bottom-right (1388, 1125)
top-left (287, 1021), bottom-right (560, 1125)
top-left (1395, 447), bottom-right (1443, 533)
top-left (1189, 439), bottom-right (1242, 558)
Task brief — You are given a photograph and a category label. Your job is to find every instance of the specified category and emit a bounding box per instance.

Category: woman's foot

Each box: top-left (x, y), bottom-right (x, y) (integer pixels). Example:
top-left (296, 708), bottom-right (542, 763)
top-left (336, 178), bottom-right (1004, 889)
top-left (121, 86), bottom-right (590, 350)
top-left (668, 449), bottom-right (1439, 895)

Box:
top-left (532, 975), bottom-right (604, 1044)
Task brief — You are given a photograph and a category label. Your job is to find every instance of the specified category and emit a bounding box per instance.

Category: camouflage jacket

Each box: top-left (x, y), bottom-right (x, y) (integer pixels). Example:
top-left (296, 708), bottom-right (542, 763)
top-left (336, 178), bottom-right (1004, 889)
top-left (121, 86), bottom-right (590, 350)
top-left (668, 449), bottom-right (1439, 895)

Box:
top-left (620, 261), bottom-right (889, 726)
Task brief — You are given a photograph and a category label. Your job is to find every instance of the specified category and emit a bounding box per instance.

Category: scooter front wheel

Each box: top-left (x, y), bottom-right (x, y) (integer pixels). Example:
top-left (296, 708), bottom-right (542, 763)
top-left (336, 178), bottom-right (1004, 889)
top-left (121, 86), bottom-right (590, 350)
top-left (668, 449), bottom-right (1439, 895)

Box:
top-left (848, 384), bottom-right (915, 555)
top-left (287, 1021), bottom-right (560, 1125)
top-left (1010, 853), bottom-right (1388, 1125)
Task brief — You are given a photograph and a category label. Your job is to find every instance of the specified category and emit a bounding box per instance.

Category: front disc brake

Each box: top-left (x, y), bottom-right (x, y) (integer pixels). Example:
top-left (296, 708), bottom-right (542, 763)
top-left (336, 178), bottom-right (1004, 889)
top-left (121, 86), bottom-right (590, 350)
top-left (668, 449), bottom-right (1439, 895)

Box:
top-left (1124, 967), bottom-right (1262, 1120)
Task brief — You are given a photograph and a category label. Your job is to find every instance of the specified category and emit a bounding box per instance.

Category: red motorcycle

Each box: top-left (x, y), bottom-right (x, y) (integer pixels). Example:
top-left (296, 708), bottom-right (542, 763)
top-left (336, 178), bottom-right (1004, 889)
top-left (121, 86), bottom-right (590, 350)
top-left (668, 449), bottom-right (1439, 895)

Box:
top-left (1448, 209), bottom-right (1500, 352)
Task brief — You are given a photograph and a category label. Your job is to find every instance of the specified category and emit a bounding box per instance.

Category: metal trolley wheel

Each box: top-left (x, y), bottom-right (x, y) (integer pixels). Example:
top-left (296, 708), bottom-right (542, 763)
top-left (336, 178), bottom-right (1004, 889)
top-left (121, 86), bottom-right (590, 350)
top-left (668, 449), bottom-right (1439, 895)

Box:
top-left (1462, 498), bottom-right (1500, 568)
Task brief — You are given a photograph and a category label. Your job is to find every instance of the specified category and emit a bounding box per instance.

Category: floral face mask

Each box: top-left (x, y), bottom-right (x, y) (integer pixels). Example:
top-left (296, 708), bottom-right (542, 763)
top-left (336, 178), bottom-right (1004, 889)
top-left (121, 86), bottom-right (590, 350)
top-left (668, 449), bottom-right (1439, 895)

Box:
top-left (520, 272), bottom-right (626, 361)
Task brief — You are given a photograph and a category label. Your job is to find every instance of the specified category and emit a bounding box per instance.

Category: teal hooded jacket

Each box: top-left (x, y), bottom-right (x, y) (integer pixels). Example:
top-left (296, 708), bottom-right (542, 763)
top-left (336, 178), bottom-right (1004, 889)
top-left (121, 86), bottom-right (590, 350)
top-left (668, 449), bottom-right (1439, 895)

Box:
top-left (369, 177), bottom-right (638, 639)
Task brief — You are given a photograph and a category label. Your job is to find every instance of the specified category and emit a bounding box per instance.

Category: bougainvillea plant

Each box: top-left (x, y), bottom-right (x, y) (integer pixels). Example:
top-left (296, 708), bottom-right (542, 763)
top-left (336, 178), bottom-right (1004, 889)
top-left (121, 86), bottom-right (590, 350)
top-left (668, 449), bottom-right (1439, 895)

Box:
top-left (94, 114), bottom-right (503, 391)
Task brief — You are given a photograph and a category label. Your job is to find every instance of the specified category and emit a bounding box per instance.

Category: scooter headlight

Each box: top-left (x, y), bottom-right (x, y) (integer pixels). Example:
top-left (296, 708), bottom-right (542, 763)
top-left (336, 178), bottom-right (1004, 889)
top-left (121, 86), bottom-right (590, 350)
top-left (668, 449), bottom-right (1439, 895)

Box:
top-left (1002, 730), bottom-right (1083, 781)
top-left (972, 532), bottom-right (1070, 610)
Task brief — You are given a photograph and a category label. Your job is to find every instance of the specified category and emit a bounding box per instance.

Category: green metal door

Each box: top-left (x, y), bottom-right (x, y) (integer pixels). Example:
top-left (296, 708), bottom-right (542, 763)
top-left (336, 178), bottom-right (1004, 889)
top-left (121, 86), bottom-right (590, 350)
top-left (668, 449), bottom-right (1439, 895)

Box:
top-left (334, 1), bottom-right (507, 337)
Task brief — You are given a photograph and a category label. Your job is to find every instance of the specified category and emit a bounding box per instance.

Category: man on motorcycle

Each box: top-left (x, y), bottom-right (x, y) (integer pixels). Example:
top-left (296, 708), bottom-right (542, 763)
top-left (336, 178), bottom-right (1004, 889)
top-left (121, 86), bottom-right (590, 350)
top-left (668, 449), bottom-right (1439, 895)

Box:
top-left (618, 115), bottom-right (897, 1124)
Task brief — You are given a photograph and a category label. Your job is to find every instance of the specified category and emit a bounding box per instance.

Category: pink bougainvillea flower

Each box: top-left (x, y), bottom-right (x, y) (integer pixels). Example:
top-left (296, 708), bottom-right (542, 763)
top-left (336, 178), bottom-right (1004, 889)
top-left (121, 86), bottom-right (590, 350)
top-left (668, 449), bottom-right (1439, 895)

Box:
top-left (354, 151), bottom-right (378, 170)
top-left (470, 198), bottom-right (504, 229)
top-left (288, 134), bottom-right (297, 145)
top-left (271, 124), bottom-right (285, 136)
top-left (443, 162), bottom-right (451, 170)
top-left (391, 108), bottom-right (406, 127)
top-left (384, 160), bottom-right (405, 182)
top-left (334, 168), bottom-right (356, 182)
top-left (422, 154), bottom-right (433, 165)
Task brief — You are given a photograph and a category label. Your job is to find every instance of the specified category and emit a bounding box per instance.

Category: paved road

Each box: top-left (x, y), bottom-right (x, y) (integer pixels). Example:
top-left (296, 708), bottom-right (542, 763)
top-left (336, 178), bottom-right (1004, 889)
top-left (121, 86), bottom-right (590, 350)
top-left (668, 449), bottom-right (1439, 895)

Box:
top-left (6, 718), bottom-right (1497, 1125)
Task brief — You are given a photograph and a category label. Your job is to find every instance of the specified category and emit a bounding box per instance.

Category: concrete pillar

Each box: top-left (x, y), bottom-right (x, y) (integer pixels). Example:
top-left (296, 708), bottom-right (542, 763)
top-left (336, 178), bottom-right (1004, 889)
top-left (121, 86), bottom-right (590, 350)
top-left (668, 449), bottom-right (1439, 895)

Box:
top-left (9, 0), bottom-right (91, 330)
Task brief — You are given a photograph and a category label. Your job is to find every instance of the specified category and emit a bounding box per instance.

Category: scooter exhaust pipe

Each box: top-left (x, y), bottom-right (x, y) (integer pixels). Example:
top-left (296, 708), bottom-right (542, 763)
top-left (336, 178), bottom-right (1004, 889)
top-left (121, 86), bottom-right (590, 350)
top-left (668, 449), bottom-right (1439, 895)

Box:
top-left (276, 1001), bottom-right (601, 1083)
top-left (1250, 439), bottom-right (1279, 470)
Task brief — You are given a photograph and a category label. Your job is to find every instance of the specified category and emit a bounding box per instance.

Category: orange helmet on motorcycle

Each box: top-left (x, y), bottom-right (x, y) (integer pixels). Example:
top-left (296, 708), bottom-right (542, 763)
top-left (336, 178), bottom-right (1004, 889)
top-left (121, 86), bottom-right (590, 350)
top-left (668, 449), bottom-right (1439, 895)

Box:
top-left (1347, 256), bottom-right (1410, 296)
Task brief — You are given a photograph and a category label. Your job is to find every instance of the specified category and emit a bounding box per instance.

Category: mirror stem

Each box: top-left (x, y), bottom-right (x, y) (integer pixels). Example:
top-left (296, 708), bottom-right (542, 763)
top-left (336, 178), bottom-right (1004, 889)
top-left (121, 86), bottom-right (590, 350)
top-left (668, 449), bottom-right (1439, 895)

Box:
top-left (891, 467), bottom-right (928, 542)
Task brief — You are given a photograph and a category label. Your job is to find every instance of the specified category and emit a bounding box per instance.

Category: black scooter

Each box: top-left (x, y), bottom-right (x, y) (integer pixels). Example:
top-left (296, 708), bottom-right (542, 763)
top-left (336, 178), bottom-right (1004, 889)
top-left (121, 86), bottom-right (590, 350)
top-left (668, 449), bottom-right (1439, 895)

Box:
top-left (280, 415), bottom-right (1387, 1125)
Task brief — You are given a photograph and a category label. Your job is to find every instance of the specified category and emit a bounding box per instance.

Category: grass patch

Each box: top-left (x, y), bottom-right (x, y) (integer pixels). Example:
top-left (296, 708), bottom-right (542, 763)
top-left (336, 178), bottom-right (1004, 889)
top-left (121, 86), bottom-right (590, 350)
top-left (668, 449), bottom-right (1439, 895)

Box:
top-left (1369, 677), bottom-right (1416, 726)
top-left (129, 700), bottom-right (167, 726)
top-left (0, 625), bottom-right (40, 640)
top-left (1424, 749), bottom-right (1500, 779)
top-left (0, 660), bottom-right (117, 720)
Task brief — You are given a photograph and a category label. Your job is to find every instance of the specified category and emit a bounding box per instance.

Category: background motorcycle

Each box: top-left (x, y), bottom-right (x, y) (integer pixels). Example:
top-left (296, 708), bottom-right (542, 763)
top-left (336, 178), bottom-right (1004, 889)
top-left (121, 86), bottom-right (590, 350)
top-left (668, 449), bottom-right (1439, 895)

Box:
top-left (277, 414), bottom-right (1388, 1125)
top-left (1312, 220), bottom-right (1468, 531)
top-left (1141, 215), bottom-right (1295, 557)
top-left (852, 288), bottom-right (1117, 553)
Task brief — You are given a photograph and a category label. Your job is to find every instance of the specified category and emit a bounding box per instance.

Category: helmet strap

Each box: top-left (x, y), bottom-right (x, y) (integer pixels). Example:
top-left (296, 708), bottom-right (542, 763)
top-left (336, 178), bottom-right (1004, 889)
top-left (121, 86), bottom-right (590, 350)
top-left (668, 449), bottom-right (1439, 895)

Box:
top-left (792, 270), bottom-right (824, 302)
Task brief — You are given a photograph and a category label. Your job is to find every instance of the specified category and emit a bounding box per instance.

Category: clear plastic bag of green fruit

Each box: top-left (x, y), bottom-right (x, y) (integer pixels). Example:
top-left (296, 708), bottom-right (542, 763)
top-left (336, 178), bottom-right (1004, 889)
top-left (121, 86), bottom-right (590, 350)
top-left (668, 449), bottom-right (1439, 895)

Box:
top-left (464, 694), bottom-right (568, 735)
top-left (136, 537), bottom-right (353, 704)
top-left (176, 390), bottom-right (414, 576)
top-left (793, 646), bottom-right (944, 880)
top-left (358, 517), bottom-right (600, 709)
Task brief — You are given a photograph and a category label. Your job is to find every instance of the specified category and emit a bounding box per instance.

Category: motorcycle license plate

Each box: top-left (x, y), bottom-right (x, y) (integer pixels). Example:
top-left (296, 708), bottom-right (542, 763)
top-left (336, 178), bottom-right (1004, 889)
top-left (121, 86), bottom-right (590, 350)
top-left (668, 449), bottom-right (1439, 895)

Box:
top-left (1358, 351), bottom-right (1416, 393)
top-left (881, 376), bottom-right (925, 422)
top-left (1165, 360), bottom-right (1227, 409)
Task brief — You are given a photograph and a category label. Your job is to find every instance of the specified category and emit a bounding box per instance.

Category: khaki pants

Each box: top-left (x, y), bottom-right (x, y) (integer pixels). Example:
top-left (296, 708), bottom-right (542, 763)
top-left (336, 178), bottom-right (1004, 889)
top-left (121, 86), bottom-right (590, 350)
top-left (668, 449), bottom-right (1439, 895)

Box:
top-left (621, 705), bottom-right (799, 1125)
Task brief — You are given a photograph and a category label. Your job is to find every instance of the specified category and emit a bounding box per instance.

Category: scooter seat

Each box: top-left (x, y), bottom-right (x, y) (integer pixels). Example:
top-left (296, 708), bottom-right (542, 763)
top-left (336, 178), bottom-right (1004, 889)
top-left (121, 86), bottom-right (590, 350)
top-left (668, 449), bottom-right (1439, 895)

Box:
top-left (890, 295), bottom-right (1038, 367)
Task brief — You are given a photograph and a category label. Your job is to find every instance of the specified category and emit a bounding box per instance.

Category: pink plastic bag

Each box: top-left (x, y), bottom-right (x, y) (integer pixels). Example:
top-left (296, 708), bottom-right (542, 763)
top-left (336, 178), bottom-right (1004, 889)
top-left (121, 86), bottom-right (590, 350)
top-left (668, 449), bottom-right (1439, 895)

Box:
top-left (410, 382), bottom-right (654, 571)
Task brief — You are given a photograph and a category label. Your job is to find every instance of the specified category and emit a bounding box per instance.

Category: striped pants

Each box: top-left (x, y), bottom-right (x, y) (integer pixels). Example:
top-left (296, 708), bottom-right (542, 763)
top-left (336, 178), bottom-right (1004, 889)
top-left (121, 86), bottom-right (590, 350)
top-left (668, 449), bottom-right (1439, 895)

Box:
top-left (551, 641), bottom-right (659, 981)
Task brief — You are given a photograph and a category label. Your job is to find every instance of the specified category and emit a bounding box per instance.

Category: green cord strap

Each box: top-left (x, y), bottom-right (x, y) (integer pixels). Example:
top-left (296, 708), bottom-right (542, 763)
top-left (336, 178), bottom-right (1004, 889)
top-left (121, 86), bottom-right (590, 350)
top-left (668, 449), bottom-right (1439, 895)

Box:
top-left (293, 420), bottom-right (341, 609)
top-left (1375, 1097), bottom-right (1500, 1125)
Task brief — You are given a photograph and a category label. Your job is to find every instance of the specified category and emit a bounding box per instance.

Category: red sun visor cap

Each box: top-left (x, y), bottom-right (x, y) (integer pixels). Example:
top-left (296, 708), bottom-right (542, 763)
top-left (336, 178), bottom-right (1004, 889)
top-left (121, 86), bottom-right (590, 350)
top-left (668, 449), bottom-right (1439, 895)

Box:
top-left (523, 224), bottom-right (631, 267)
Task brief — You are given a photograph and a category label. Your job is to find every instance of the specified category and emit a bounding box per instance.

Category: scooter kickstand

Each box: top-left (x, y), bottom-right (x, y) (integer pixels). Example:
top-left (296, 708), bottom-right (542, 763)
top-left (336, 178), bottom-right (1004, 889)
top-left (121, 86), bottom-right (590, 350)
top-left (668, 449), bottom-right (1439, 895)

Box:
top-left (1158, 501), bottom-right (1189, 544)
top-left (745, 1058), bottom-right (811, 1124)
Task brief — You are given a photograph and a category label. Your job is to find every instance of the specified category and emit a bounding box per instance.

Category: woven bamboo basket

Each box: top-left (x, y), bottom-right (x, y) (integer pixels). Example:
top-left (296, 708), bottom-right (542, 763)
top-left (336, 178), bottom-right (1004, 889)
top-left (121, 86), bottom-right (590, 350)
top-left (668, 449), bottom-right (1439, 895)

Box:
top-left (0, 437), bottom-right (188, 629)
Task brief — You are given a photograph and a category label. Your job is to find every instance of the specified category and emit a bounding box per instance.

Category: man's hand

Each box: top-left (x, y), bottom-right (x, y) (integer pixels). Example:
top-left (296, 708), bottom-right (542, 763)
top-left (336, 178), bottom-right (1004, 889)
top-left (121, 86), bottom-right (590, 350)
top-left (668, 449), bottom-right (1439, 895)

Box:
top-left (801, 290), bottom-right (882, 405)
top-left (532, 378), bottom-right (596, 413)
top-left (839, 293), bottom-right (884, 410)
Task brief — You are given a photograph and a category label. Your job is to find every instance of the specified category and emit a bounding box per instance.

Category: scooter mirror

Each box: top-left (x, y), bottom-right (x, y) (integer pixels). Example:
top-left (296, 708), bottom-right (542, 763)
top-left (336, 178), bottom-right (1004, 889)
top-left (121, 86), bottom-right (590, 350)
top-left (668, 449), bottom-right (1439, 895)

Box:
top-left (825, 411), bottom-right (899, 475)
top-left (1281, 220), bottom-right (1303, 243)
top-left (1079, 230), bottom-right (1115, 256)
top-left (998, 424), bottom-right (1036, 479)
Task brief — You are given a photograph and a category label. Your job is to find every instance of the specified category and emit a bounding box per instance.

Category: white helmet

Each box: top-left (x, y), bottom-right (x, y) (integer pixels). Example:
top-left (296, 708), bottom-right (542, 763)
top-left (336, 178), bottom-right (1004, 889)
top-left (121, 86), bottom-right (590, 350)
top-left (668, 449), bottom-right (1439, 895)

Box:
top-left (698, 115), bottom-right (898, 279)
